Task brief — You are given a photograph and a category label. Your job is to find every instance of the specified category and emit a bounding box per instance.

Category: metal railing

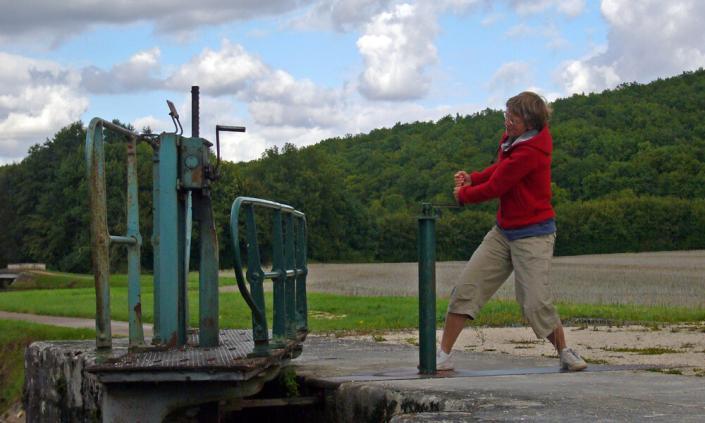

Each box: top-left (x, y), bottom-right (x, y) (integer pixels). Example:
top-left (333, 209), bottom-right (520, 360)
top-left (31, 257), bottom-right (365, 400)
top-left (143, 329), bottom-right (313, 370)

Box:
top-left (85, 118), bottom-right (147, 349)
top-left (230, 197), bottom-right (308, 356)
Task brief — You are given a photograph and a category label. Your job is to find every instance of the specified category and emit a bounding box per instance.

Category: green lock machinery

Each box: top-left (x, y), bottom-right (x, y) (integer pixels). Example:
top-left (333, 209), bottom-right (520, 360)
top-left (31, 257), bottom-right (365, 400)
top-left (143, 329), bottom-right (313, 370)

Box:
top-left (84, 87), bottom-right (309, 421)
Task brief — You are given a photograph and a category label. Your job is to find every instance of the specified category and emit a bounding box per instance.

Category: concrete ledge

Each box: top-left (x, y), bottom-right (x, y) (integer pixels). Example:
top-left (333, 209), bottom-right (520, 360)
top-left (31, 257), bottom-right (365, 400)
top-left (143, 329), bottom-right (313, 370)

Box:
top-left (293, 336), bottom-right (705, 422)
top-left (24, 340), bottom-right (106, 422)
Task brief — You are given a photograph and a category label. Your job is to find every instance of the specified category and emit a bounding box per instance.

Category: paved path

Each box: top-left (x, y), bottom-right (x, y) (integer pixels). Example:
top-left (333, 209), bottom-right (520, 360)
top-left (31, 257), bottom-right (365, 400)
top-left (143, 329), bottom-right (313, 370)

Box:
top-left (3, 310), bottom-right (704, 421)
top-left (295, 337), bottom-right (705, 422)
top-left (0, 311), bottom-right (153, 337)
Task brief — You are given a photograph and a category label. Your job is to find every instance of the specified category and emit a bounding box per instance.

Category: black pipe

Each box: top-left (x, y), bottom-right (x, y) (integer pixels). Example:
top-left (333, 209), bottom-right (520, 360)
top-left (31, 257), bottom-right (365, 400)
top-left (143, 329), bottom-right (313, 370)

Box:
top-left (191, 86), bottom-right (200, 138)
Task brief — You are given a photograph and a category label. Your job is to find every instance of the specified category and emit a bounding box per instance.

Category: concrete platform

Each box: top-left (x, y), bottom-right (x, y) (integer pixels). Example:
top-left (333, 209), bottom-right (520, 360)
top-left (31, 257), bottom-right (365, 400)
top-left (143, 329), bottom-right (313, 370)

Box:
top-left (293, 336), bottom-right (705, 422)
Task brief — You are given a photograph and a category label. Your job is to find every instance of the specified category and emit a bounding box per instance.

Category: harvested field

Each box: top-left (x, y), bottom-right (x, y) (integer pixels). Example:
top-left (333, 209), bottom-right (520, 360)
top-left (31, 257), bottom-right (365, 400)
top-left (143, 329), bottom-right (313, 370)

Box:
top-left (303, 250), bottom-right (705, 308)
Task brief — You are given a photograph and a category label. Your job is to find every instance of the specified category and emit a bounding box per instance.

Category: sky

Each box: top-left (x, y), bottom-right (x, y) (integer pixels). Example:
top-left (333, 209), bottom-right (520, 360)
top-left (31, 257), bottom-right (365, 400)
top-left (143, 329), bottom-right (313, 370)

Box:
top-left (1, 0), bottom-right (704, 164)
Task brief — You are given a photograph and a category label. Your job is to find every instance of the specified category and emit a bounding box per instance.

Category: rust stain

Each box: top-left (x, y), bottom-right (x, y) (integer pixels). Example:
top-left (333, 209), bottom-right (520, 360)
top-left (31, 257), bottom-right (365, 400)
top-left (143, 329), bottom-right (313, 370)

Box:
top-left (192, 165), bottom-right (203, 185)
top-left (167, 332), bottom-right (178, 347)
top-left (203, 317), bottom-right (215, 329)
top-left (133, 302), bottom-right (142, 322)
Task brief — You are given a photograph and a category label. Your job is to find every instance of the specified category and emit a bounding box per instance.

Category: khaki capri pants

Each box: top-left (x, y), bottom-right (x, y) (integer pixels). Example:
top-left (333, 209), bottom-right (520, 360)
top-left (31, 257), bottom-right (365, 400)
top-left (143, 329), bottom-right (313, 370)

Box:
top-left (447, 226), bottom-right (560, 339)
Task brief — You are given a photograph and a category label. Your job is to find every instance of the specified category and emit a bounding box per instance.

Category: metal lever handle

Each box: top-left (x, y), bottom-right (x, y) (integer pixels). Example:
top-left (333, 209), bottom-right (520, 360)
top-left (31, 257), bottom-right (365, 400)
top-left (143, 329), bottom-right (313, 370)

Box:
top-left (214, 125), bottom-right (246, 179)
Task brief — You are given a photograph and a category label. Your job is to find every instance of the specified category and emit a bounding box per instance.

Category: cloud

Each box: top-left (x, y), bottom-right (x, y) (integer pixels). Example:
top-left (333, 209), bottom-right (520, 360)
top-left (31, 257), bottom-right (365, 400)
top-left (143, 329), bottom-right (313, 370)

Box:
top-left (166, 41), bottom-right (268, 95)
top-left (0, 0), bottom-right (309, 46)
top-left (356, 3), bottom-right (439, 101)
top-left (81, 48), bottom-right (163, 94)
top-left (509, 0), bottom-right (585, 17)
top-left (486, 61), bottom-right (534, 107)
top-left (558, 0), bottom-right (705, 94)
top-left (166, 40), bottom-right (344, 129)
top-left (0, 53), bottom-right (87, 163)
top-left (290, 0), bottom-right (394, 31)
top-left (505, 23), bottom-right (569, 51)
top-left (488, 61), bottom-right (532, 91)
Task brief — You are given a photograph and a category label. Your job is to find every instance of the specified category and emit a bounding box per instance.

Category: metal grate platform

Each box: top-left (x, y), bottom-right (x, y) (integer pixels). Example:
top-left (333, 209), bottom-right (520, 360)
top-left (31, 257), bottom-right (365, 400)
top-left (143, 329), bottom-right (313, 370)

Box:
top-left (88, 329), bottom-right (305, 383)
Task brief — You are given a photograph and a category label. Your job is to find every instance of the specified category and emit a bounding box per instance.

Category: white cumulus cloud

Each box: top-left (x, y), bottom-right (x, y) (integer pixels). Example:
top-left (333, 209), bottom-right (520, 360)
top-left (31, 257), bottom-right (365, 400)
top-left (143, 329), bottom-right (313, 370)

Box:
top-left (356, 3), bottom-right (439, 101)
top-left (0, 0), bottom-right (310, 46)
top-left (0, 53), bottom-right (87, 163)
top-left (558, 0), bottom-right (705, 94)
top-left (81, 48), bottom-right (163, 94)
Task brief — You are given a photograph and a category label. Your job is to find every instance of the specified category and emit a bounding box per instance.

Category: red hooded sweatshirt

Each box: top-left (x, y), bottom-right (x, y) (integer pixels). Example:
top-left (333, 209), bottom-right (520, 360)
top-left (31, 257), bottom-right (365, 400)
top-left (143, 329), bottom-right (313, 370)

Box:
top-left (457, 126), bottom-right (555, 229)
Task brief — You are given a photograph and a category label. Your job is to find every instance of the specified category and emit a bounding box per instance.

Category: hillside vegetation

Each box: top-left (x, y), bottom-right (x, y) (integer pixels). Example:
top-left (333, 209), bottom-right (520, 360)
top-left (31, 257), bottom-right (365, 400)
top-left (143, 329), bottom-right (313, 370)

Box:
top-left (1, 69), bottom-right (705, 271)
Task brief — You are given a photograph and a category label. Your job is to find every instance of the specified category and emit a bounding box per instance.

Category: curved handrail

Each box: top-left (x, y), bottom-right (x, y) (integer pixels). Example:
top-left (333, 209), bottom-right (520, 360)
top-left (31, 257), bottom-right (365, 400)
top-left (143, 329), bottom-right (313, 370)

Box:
top-left (229, 196), bottom-right (308, 350)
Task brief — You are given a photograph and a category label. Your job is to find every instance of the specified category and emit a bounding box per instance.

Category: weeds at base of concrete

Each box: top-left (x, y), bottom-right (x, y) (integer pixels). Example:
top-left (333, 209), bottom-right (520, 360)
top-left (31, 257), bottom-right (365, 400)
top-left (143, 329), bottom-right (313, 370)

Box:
top-left (603, 346), bottom-right (683, 355)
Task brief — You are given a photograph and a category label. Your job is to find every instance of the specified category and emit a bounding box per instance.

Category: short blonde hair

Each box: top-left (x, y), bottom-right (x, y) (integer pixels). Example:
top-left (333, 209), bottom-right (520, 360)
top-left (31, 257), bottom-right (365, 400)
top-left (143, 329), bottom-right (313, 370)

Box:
top-left (506, 91), bottom-right (551, 130)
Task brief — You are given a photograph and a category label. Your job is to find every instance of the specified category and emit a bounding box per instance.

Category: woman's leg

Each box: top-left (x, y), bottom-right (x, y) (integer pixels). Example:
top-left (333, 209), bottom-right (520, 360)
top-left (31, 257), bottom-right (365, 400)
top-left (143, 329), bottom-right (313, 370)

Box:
top-left (442, 227), bottom-right (512, 353)
top-left (440, 312), bottom-right (468, 354)
top-left (547, 324), bottom-right (567, 353)
top-left (510, 233), bottom-right (561, 340)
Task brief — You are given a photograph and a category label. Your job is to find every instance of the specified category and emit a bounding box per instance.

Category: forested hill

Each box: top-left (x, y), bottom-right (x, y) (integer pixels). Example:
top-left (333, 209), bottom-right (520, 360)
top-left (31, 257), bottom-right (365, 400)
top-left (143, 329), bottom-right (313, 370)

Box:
top-left (2, 69), bottom-right (705, 272)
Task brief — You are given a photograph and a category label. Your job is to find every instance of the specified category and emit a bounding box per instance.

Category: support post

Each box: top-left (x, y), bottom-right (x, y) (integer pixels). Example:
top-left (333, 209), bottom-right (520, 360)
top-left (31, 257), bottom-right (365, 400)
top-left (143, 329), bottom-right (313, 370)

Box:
top-left (197, 190), bottom-right (220, 347)
top-left (295, 218), bottom-right (308, 332)
top-left (271, 209), bottom-right (287, 346)
top-left (155, 133), bottom-right (183, 346)
top-left (86, 119), bottom-right (111, 349)
top-left (418, 203), bottom-right (437, 374)
top-left (284, 214), bottom-right (296, 339)
top-left (126, 138), bottom-right (144, 347)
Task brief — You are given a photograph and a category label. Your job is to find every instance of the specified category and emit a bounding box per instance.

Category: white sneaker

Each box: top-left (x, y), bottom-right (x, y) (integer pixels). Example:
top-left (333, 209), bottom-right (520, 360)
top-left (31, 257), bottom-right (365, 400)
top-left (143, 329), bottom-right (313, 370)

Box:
top-left (436, 349), bottom-right (454, 371)
top-left (560, 347), bottom-right (588, 372)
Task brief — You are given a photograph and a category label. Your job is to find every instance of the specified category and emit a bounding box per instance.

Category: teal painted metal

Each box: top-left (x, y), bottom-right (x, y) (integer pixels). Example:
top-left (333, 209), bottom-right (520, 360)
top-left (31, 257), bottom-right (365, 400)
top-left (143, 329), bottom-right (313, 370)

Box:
top-left (243, 205), bottom-right (269, 356)
top-left (86, 111), bottom-right (304, 359)
top-left (284, 213), bottom-right (297, 338)
top-left (86, 118), bottom-right (111, 349)
top-left (230, 197), bottom-right (308, 356)
top-left (126, 139), bottom-right (145, 347)
top-left (154, 133), bottom-right (183, 346)
top-left (271, 209), bottom-right (287, 346)
top-left (295, 218), bottom-right (308, 331)
top-left (196, 190), bottom-right (220, 347)
top-left (85, 118), bottom-right (145, 349)
top-left (184, 191), bottom-right (192, 333)
top-left (151, 148), bottom-right (162, 345)
top-left (418, 203), bottom-right (438, 374)
top-left (88, 129), bottom-right (216, 349)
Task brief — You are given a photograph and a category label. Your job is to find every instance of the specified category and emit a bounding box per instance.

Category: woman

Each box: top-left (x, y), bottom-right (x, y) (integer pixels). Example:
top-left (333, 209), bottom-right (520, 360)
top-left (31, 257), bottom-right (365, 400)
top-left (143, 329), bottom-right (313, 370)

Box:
top-left (439, 91), bottom-right (586, 372)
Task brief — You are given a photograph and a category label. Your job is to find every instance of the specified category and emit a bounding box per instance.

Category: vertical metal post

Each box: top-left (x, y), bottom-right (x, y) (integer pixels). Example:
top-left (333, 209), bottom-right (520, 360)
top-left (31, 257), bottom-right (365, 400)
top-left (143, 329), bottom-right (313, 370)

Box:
top-left (418, 203), bottom-right (437, 374)
top-left (197, 190), bottom-right (219, 347)
top-left (177, 190), bottom-right (187, 345)
top-left (271, 209), bottom-right (287, 345)
top-left (86, 119), bottom-right (111, 349)
top-left (155, 133), bottom-right (182, 346)
top-left (295, 217), bottom-right (308, 332)
top-left (284, 214), bottom-right (296, 339)
top-left (126, 138), bottom-right (144, 347)
top-left (151, 147), bottom-right (161, 345)
top-left (183, 192), bottom-right (192, 332)
top-left (244, 206), bottom-right (269, 355)
top-left (191, 86), bottom-right (199, 138)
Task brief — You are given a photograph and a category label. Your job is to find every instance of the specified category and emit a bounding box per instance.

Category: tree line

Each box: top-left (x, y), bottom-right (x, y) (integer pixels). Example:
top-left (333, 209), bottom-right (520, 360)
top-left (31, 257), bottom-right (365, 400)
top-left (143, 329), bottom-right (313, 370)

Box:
top-left (1, 69), bottom-right (704, 271)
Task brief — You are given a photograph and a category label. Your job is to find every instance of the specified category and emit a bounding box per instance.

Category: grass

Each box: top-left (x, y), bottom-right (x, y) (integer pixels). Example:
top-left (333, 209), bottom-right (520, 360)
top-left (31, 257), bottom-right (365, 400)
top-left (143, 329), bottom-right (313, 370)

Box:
top-left (0, 320), bottom-right (94, 414)
top-left (0, 284), bottom-right (704, 333)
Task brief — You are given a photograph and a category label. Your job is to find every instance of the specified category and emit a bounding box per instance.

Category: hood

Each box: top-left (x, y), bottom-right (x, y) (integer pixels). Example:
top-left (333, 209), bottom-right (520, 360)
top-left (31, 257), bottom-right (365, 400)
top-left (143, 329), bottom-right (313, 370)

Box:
top-left (500, 125), bottom-right (552, 155)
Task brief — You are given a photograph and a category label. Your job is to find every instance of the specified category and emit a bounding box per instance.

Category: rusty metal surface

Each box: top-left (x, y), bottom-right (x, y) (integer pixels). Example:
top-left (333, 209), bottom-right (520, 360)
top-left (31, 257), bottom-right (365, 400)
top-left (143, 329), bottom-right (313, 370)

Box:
top-left (88, 329), bottom-right (304, 376)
